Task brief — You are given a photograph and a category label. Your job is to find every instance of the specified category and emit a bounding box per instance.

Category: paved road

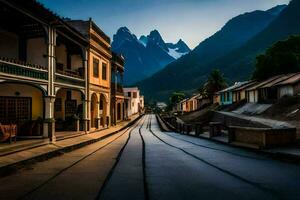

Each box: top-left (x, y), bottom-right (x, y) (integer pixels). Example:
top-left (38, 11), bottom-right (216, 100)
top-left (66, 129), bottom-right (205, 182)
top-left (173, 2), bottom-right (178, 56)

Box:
top-left (1, 114), bottom-right (300, 200)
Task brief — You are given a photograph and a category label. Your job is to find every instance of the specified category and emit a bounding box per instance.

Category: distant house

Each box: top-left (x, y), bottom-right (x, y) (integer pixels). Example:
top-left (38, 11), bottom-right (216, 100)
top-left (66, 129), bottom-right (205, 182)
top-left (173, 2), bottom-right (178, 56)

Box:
top-left (187, 95), bottom-right (199, 112)
top-left (219, 82), bottom-right (249, 105)
top-left (246, 74), bottom-right (297, 103)
top-left (246, 75), bottom-right (283, 103)
top-left (213, 93), bottom-right (221, 105)
top-left (124, 87), bottom-right (144, 116)
top-left (274, 73), bottom-right (300, 98)
top-left (196, 95), bottom-right (211, 109)
top-left (157, 102), bottom-right (167, 110)
top-left (232, 81), bottom-right (257, 103)
top-left (180, 99), bottom-right (188, 112)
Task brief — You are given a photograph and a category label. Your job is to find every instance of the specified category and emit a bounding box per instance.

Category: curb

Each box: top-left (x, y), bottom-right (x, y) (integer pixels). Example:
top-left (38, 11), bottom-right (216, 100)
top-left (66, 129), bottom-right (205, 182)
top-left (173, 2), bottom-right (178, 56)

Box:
top-left (0, 115), bottom-right (142, 177)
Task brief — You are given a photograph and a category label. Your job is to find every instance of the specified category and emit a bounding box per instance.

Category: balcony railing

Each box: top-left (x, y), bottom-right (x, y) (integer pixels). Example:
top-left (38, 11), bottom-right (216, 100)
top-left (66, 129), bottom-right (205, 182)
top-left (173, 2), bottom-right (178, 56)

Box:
top-left (0, 57), bottom-right (48, 80)
top-left (56, 68), bottom-right (84, 79)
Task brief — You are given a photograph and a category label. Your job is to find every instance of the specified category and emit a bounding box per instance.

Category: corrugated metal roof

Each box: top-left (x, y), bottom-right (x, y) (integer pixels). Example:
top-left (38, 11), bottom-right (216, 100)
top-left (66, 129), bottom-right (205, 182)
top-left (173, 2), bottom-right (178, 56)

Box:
top-left (246, 75), bottom-right (284, 91)
top-left (233, 81), bottom-right (257, 91)
top-left (218, 81), bottom-right (249, 93)
top-left (260, 73), bottom-right (296, 88)
top-left (274, 72), bottom-right (300, 86)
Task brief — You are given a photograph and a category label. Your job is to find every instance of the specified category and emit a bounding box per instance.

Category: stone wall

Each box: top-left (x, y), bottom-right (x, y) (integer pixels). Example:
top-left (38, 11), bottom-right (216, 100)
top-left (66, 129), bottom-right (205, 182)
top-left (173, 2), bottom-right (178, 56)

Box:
top-left (212, 111), bottom-right (269, 128)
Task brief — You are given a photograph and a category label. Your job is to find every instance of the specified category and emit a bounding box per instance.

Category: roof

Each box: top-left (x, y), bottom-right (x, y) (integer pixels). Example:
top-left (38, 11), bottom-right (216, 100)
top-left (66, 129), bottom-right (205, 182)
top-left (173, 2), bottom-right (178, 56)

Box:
top-left (233, 81), bottom-right (257, 92)
top-left (218, 81), bottom-right (249, 93)
top-left (274, 72), bottom-right (300, 86)
top-left (246, 75), bottom-right (284, 91)
top-left (260, 73), bottom-right (297, 89)
top-left (123, 87), bottom-right (139, 91)
top-left (5, 0), bottom-right (88, 45)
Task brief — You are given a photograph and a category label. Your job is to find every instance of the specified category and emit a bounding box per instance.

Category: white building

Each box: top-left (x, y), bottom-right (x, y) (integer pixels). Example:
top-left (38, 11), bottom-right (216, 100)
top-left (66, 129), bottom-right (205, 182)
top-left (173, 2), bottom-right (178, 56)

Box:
top-left (124, 87), bottom-right (144, 117)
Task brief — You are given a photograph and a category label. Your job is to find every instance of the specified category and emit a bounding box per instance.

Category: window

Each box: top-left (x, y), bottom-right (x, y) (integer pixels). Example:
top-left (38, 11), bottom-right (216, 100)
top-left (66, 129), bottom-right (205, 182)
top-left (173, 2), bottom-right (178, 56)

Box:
top-left (128, 92), bottom-right (131, 97)
top-left (65, 100), bottom-right (77, 117)
top-left (133, 92), bottom-right (137, 98)
top-left (102, 63), bottom-right (107, 80)
top-left (100, 99), bottom-right (104, 110)
top-left (93, 58), bottom-right (99, 77)
top-left (0, 97), bottom-right (31, 123)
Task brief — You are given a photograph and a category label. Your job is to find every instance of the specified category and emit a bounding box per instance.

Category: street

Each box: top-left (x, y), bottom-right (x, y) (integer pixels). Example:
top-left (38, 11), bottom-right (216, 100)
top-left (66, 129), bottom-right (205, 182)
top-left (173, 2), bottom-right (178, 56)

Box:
top-left (1, 114), bottom-right (300, 200)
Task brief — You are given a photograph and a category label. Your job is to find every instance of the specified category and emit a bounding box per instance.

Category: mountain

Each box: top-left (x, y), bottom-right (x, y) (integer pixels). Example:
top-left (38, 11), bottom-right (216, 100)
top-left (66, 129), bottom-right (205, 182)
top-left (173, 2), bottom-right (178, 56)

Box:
top-left (166, 39), bottom-right (191, 59)
top-left (111, 28), bottom-right (190, 85)
top-left (137, 4), bottom-right (288, 102)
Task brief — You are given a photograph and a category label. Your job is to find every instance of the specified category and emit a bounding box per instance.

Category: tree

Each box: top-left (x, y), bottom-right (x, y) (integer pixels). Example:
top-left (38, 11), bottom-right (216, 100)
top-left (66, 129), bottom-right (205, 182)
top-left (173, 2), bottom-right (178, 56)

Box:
top-left (197, 85), bottom-right (208, 98)
top-left (253, 35), bottom-right (300, 80)
top-left (205, 69), bottom-right (227, 100)
top-left (167, 92), bottom-right (185, 111)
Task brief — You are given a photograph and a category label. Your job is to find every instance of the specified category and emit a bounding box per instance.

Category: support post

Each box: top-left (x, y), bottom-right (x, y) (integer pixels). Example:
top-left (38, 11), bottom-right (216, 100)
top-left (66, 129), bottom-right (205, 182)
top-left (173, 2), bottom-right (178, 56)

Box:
top-left (44, 96), bottom-right (56, 142)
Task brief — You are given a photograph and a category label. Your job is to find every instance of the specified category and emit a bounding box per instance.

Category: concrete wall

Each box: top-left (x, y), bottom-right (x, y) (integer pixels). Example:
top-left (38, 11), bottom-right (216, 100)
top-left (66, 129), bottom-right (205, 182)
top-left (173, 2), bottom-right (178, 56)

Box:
top-left (0, 83), bottom-right (43, 120)
top-left (0, 30), bottom-right (19, 59)
top-left (229, 127), bottom-right (296, 149)
top-left (27, 37), bottom-right (47, 67)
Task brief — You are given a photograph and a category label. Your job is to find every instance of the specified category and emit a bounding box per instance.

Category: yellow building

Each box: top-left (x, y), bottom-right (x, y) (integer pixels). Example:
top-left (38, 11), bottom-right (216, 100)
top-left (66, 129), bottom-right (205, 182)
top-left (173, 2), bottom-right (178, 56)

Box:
top-left (0, 1), bottom-right (89, 141)
top-left (68, 19), bottom-right (112, 131)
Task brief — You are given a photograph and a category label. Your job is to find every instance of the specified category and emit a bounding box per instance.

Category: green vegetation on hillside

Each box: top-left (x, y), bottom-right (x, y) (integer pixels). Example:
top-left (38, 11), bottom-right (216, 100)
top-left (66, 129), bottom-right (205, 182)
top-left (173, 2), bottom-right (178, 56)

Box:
top-left (253, 35), bottom-right (300, 80)
top-left (167, 92), bottom-right (186, 111)
top-left (199, 69), bottom-right (227, 100)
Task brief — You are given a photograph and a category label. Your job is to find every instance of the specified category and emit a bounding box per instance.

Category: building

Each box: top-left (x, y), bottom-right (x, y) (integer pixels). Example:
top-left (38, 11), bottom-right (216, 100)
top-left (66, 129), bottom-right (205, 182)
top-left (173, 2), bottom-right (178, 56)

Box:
top-left (219, 82), bottom-right (249, 105)
top-left (110, 52), bottom-right (125, 125)
top-left (232, 81), bottom-right (257, 103)
top-left (0, 0), bottom-right (89, 141)
top-left (124, 87), bottom-right (143, 117)
top-left (178, 99), bottom-right (188, 112)
top-left (157, 102), bottom-right (167, 110)
top-left (213, 93), bottom-right (221, 105)
top-left (68, 19), bottom-right (112, 131)
top-left (140, 95), bottom-right (145, 113)
top-left (196, 95), bottom-right (211, 109)
top-left (245, 74), bottom-right (297, 103)
top-left (275, 73), bottom-right (300, 98)
top-left (187, 95), bottom-right (198, 112)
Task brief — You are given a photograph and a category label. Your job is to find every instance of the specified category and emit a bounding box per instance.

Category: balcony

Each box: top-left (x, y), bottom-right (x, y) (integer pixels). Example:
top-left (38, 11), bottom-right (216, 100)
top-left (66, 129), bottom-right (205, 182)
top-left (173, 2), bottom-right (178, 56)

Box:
top-left (55, 65), bottom-right (85, 87)
top-left (0, 57), bottom-right (48, 80)
top-left (111, 83), bottom-right (124, 96)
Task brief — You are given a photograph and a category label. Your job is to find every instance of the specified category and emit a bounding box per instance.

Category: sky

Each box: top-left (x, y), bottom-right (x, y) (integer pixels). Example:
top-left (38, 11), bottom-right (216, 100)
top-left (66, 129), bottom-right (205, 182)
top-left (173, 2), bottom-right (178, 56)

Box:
top-left (39, 0), bottom-right (290, 49)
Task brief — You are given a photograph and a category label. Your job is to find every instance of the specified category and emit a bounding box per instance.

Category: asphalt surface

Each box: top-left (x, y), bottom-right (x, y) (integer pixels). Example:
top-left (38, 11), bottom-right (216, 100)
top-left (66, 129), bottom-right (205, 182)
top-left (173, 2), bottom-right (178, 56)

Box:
top-left (1, 114), bottom-right (300, 200)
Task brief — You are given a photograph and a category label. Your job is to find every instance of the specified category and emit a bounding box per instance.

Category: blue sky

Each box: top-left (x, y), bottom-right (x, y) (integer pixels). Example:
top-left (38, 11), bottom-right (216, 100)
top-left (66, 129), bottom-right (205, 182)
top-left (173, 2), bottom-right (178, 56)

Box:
top-left (39, 0), bottom-right (290, 48)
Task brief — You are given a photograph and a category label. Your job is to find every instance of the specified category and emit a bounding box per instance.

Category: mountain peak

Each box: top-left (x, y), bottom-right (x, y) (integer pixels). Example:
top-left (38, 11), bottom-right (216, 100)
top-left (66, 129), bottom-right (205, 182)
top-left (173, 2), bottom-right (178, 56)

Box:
top-left (117, 26), bottom-right (131, 34)
top-left (147, 29), bottom-right (169, 52)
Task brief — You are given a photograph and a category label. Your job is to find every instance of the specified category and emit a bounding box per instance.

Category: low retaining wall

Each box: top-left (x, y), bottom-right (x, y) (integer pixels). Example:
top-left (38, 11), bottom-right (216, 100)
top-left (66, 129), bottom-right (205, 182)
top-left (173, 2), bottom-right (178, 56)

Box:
top-left (229, 126), bottom-right (296, 149)
top-left (212, 111), bottom-right (268, 128)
